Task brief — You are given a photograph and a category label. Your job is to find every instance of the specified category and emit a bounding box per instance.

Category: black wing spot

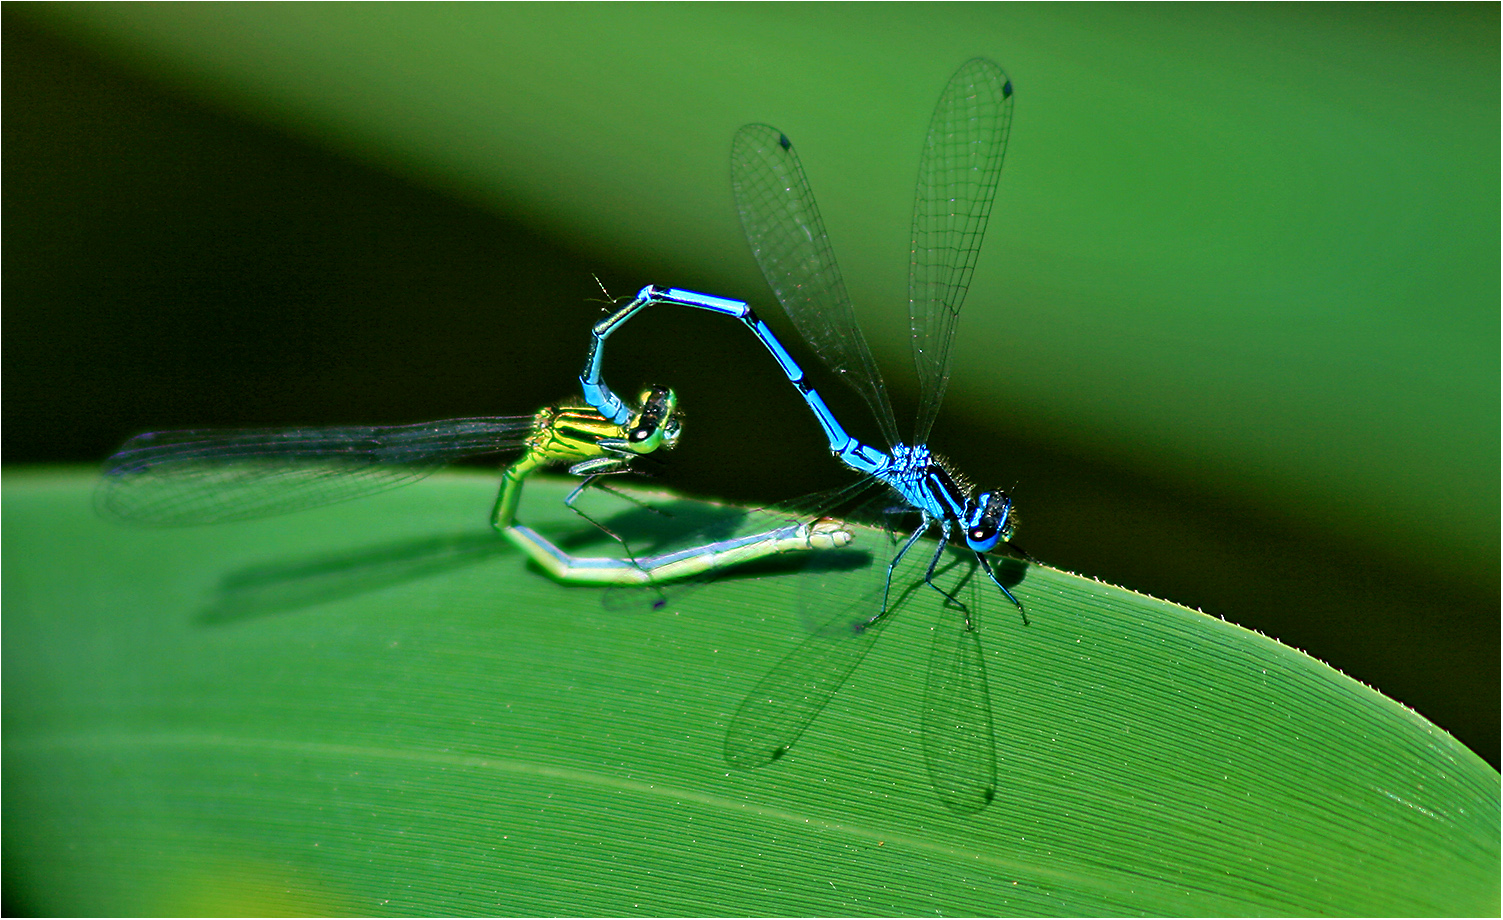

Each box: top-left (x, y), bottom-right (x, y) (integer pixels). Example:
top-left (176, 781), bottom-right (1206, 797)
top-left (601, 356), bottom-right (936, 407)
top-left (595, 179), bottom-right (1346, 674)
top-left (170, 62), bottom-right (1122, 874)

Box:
top-left (778, 133), bottom-right (791, 150)
top-left (1002, 80), bottom-right (1013, 99)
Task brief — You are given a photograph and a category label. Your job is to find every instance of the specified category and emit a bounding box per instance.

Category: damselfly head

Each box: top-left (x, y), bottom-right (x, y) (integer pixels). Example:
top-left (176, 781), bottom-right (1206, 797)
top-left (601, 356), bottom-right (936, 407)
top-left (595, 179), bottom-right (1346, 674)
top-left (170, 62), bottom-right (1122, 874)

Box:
top-left (626, 385), bottom-right (684, 454)
top-left (964, 490), bottom-right (1016, 552)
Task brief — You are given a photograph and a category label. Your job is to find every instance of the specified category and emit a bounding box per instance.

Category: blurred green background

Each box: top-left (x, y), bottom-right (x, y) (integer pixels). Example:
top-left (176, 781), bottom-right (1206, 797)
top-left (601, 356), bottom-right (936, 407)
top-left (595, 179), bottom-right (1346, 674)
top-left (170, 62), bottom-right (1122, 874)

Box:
top-left (4, 0), bottom-right (1495, 796)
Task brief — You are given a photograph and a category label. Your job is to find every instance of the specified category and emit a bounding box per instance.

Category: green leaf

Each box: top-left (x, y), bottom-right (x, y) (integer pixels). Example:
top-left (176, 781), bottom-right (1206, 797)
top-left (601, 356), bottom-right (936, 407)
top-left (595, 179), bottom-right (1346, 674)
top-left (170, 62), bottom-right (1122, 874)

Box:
top-left (5, 469), bottom-right (1497, 915)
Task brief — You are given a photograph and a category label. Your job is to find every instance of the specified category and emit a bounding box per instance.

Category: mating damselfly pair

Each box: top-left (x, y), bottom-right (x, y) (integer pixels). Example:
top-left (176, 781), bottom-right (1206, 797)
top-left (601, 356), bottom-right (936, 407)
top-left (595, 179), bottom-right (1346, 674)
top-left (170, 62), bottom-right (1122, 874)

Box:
top-left (100, 58), bottom-right (1025, 814)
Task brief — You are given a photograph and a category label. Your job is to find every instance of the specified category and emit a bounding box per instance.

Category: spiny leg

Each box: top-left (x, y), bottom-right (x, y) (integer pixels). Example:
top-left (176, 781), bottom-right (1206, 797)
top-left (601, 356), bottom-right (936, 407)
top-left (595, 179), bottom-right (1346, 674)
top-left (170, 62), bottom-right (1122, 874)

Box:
top-left (589, 478), bottom-right (673, 518)
top-left (976, 552), bottom-right (1028, 625)
top-left (561, 473), bottom-right (651, 575)
top-left (920, 523), bottom-right (968, 611)
top-left (878, 519), bottom-right (933, 622)
top-left (1004, 540), bottom-right (1041, 567)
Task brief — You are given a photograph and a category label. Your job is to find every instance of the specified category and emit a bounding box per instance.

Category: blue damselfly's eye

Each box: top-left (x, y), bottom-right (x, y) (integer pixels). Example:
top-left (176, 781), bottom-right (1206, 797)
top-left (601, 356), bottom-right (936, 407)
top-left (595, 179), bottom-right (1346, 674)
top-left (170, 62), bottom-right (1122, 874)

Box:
top-left (965, 491), bottom-right (1014, 552)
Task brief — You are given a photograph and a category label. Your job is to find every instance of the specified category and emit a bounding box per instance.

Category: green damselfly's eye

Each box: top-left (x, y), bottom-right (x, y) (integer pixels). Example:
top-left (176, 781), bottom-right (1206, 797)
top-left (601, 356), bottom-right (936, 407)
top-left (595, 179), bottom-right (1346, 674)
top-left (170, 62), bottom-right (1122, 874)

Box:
top-left (660, 415), bottom-right (684, 449)
top-left (625, 384), bottom-right (682, 452)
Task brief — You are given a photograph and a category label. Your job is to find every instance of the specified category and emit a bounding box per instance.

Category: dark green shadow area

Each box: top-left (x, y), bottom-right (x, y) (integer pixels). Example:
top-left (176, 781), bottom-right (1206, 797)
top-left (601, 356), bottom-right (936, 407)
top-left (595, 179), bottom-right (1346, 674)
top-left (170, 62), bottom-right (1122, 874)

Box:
top-left (198, 532), bottom-right (513, 626)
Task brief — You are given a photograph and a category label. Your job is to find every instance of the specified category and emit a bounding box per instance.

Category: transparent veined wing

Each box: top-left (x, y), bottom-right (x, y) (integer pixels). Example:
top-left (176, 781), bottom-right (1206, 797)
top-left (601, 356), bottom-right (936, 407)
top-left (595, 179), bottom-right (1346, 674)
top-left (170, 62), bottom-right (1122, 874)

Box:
top-left (97, 416), bottom-right (537, 525)
top-left (732, 123), bottom-right (903, 449)
top-left (724, 518), bottom-right (1002, 815)
top-left (909, 58), bottom-right (1013, 443)
top-left (723, 582), bottom-right (897, 769)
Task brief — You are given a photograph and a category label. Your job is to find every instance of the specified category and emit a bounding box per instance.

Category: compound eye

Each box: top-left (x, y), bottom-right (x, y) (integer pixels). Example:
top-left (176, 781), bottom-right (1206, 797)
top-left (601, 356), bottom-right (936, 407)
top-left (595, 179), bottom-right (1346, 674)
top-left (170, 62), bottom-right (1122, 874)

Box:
top-left (999, 514), bottom-right (1017, 543)
top-left (642, 385), bottom-right (678, 414)
top-left (966, 522), bottom-right (1001, 553)
top-left (623, 411), bottom-right (660, 451)
top-left (661, 418), bottom-right (683, 447)
top-left (964, 491), bottom-right (1012, 552)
